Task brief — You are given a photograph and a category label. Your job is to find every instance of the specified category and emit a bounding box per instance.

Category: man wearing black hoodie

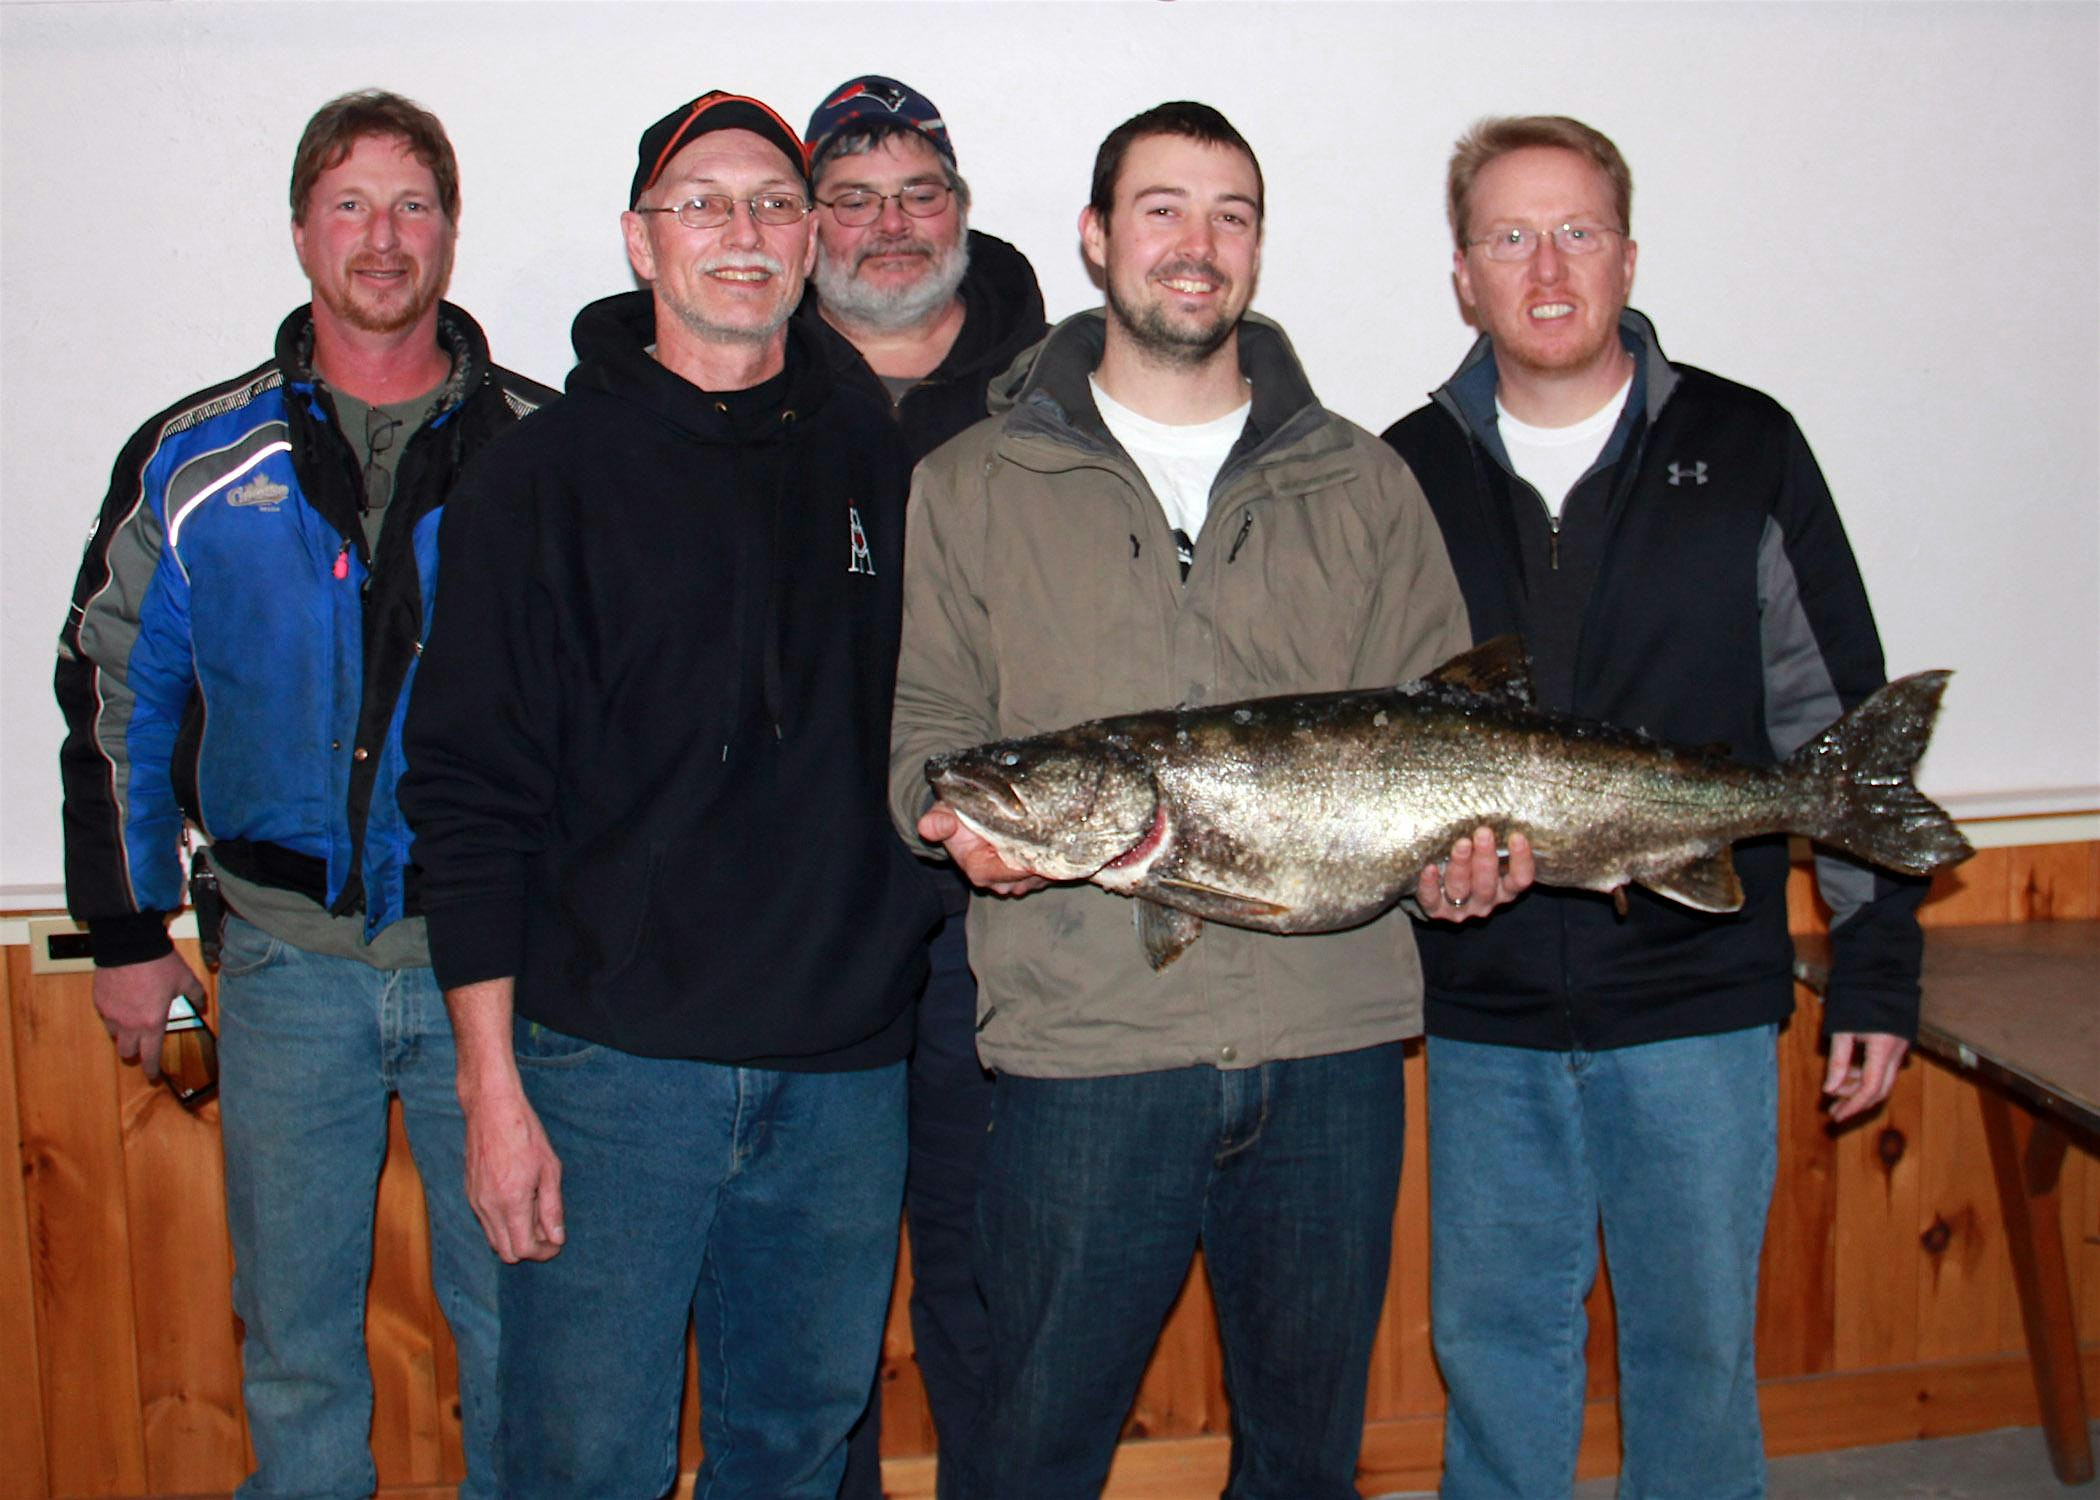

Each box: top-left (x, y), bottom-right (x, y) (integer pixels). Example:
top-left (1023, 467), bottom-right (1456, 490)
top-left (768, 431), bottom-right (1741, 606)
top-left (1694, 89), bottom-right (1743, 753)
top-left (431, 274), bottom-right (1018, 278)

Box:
top-left (795, 74), bottom-right (1049, 1500)
top-left (400, 91), bottom-right (941, 1499)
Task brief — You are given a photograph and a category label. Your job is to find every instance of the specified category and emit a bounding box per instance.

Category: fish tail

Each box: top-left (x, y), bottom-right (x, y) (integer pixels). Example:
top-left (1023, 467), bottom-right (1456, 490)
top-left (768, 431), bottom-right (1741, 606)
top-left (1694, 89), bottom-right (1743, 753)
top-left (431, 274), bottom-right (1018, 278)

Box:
top-left (1788, 670), bottom-right (1972, 875)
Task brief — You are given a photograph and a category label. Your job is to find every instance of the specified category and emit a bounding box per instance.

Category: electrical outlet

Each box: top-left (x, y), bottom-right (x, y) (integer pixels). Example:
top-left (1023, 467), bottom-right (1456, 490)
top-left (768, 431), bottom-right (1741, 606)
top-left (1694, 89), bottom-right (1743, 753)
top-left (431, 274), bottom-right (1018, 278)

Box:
top-left (29, 917), bottom-right (95, 975)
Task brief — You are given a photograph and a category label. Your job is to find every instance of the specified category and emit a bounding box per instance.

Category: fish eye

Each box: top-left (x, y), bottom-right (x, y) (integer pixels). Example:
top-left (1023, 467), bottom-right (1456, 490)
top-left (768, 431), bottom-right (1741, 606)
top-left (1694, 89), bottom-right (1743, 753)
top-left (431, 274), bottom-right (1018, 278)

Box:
top-left (1001, 751), bottom-right (1021, 766)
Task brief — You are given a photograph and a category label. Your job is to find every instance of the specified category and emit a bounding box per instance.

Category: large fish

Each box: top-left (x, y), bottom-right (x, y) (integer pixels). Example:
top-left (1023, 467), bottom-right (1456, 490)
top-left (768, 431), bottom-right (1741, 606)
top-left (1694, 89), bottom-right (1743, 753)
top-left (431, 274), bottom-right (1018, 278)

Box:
top-left (925, 637), bottom-right (1973, 970)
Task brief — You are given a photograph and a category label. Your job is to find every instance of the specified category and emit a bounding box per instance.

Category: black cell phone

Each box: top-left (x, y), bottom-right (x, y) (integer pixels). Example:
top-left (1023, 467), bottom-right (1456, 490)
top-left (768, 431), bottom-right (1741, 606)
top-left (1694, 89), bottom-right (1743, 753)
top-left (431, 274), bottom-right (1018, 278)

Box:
top-left (189, 846), bottom-right (227, 971)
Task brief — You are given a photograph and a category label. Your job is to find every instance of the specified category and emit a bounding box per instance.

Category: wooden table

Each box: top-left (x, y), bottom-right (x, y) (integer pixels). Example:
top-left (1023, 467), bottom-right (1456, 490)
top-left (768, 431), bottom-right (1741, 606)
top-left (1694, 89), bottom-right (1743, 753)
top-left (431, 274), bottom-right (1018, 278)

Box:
top-left (1801, 921), bottom-right (2100, 1484)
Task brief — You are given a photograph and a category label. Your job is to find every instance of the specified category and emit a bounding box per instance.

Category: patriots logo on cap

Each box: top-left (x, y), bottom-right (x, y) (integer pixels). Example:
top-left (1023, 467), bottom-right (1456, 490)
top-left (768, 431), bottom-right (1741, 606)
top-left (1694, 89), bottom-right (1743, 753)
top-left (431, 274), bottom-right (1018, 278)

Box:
top-left (827, 80), bottom-right (911, 113)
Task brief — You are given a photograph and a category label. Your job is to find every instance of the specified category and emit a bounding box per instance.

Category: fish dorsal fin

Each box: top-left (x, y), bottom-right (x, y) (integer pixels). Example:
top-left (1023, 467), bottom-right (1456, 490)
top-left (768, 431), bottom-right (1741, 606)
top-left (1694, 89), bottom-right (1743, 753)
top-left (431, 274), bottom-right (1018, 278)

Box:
top-left (1136, 900), bottom-right (1205, 971)
top-left (1422, 635), bottom-right (1534, 707)
top-left (1637, 850), bottom-right (1745, 913)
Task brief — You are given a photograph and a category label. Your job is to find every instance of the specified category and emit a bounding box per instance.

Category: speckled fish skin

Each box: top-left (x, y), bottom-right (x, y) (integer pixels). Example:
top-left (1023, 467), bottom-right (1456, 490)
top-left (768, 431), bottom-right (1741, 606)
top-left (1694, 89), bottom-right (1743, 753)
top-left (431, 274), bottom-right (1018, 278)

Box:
top-left (925, 637), bottom-right (1972, 970)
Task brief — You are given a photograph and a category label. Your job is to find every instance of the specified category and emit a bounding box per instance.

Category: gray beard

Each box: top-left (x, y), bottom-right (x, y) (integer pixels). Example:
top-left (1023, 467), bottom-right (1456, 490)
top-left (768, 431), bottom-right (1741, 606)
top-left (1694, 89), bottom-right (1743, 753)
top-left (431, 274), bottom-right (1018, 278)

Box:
top-left (814, 232), bottom-right (970, 334)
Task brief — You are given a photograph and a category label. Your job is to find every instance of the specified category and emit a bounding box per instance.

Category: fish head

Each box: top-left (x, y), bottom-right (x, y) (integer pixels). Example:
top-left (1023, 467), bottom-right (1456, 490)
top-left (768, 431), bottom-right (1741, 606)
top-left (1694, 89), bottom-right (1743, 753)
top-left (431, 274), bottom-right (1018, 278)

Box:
top-left (927, 731), bottom-right (1161, 881)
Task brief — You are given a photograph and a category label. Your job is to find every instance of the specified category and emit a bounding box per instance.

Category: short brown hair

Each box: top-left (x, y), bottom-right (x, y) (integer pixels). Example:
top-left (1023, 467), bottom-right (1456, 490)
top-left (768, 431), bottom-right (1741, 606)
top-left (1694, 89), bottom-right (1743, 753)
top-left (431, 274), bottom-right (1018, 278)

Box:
top-left (1447, 116), bottom-right (1631, 249)
top-left (1089, 101), bottom-right (1263, 224)
top-left (290, 90), bottom-right (460, 226)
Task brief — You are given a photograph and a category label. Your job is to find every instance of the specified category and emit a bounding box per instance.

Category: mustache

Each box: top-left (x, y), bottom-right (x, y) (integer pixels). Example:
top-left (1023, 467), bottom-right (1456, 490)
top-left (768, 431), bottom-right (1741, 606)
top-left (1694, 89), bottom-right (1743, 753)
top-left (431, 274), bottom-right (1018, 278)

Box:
top-left (697, 249), bottom-right (789, 277)
top-left (849, 235), bottom-right (936, 269)
top-left (1152, 257), bottom-right (1226, 284)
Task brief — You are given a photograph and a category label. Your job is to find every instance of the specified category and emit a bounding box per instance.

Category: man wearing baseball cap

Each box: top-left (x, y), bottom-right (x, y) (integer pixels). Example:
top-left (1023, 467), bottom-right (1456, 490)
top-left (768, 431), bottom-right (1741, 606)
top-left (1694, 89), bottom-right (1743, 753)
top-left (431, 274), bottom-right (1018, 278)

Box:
top-left (402, 89), bottom-right (940, 1497)
top-left (800, 73), bottom-right (1048, 1500)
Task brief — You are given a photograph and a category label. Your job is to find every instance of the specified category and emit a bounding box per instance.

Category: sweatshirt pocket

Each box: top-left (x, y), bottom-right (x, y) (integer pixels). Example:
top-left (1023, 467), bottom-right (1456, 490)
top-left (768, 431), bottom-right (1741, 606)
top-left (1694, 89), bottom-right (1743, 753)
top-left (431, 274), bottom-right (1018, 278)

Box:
top-left (557, 839), bottom-right (663, 987)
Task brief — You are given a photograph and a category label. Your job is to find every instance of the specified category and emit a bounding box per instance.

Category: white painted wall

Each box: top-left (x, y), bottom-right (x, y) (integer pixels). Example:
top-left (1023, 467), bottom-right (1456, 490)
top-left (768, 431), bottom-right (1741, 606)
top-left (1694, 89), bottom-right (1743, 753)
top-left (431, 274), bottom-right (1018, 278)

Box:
top-left (4, 0), bottom-right (2095, 901)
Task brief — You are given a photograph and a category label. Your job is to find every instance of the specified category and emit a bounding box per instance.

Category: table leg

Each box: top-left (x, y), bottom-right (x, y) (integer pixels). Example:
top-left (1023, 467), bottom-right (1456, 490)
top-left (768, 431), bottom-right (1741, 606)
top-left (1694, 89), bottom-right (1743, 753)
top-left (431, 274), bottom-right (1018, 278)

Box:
top-left (1979, 1084), bottom-right (2094, 1485)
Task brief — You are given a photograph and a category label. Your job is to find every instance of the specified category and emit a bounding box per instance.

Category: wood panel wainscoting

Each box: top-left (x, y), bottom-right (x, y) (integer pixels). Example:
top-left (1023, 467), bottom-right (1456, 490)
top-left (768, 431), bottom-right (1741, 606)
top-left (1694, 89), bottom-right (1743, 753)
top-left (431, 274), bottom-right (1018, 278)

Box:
top-left (4, 837), bottom-right (2096, 1500)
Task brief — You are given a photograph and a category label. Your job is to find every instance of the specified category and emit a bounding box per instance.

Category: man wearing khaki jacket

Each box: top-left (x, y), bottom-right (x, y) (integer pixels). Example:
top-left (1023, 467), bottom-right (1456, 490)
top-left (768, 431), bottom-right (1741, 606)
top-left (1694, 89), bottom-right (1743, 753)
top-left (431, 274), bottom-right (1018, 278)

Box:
top-left (889, 101), bottom-right (1527, 1500)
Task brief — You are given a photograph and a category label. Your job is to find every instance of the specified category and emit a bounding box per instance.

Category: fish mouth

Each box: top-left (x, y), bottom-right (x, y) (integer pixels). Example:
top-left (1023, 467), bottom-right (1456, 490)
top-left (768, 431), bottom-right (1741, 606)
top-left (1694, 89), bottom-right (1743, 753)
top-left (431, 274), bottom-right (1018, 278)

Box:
top-left (930, 761), bottom-right (1028, 821)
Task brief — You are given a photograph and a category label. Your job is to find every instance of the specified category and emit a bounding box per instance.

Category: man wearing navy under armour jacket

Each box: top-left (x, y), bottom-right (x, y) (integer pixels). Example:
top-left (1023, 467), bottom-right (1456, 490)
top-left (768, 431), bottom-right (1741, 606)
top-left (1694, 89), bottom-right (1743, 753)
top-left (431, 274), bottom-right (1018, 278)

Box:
top-left (56, 91), bottom-right (551, 1500)
top-left (793, 74), bottom-right (1049, 1500)
top-left (1381, 116), bottom-right (1925, 1500)
top-left (399, 90), bottom-right (940, 1498)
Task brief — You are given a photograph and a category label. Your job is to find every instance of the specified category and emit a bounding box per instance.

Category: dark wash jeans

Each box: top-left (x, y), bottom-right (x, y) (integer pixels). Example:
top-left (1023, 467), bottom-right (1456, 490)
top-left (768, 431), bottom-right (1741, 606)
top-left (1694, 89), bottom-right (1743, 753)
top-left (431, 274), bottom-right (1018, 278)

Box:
top-left (841, 911), bottom-right (993, 1500)
top-left (494, 1018), bottom-right (906, 1499)
top-left (959, 1041), bottom-right (1410, 1500)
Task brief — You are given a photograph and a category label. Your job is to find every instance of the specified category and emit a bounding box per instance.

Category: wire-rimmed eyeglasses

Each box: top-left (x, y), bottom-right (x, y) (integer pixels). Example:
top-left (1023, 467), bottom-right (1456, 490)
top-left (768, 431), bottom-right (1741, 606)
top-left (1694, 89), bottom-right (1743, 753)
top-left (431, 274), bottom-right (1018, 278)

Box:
top-left (815, 184), bottom-right (955, 228)
top-left (1465, 224), bottom-right (1625, 262)
top-left (635, 193), bottom-right (814, 230)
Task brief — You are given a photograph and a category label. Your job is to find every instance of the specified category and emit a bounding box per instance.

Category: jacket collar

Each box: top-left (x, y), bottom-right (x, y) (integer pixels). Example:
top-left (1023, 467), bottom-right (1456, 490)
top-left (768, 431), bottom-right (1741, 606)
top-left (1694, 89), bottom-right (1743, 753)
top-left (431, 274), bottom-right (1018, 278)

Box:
top-left (566, 288), bottom-right (832, 442)
top-left (276, 300), bottom-right (487, 420)
top-left (1433, 305), bottom-right (1680, 446)
top-left (988, 308), bottom-right (1343, 472)
top-left (795, 228), bottom-right (1047, 395)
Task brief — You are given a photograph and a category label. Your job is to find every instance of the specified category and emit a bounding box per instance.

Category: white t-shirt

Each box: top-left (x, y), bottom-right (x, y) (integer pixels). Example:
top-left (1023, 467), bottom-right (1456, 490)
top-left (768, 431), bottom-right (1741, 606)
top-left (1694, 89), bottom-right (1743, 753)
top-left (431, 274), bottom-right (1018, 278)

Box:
top-left (1497, 375), bottom-right (1632, 519)
top-left (1091, 375), bottom-right (1250, 543)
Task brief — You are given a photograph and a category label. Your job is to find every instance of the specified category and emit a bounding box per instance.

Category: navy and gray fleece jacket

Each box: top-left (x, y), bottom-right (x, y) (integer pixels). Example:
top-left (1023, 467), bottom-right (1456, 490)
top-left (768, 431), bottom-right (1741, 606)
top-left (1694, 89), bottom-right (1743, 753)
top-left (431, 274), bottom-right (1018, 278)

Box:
top-left (1383, 308), bottom-right (1926, 1051)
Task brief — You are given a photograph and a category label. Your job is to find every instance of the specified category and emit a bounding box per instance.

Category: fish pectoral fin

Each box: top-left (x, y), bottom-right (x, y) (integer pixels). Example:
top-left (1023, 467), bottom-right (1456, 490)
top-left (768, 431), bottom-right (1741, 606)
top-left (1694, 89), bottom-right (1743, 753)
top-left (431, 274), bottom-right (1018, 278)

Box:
top-left (1152, 879), bottom-right (1292, 921)
top-left (1637, 850), bottom-right (1745, 913)
top-left (1136, 900), bottom-right (1205, 972)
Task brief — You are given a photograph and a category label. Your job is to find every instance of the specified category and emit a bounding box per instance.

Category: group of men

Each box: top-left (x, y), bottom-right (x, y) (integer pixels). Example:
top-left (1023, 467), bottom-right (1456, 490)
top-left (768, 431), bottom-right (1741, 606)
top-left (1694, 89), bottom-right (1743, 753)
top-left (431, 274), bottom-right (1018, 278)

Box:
top-left (57, 71), bottom-right (1922, 1500)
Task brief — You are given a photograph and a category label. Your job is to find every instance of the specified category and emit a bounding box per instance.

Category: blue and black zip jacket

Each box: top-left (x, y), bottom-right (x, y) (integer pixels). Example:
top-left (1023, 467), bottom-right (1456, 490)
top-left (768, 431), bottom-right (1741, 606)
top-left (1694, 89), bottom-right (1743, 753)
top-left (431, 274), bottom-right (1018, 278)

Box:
top-left (1383, 308), bottom-right (1926, 1050)
top-left (56, 302), bottom-right (554, 965)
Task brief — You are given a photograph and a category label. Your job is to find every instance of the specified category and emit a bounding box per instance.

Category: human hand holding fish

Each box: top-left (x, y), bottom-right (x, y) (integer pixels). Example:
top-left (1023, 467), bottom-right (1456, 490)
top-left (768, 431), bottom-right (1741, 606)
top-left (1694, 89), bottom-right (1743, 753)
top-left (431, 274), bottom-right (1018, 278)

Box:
top-left (1419, 825), bottom-right (1537, 923)
top-left (918, 800), bottom-right (1049, 897)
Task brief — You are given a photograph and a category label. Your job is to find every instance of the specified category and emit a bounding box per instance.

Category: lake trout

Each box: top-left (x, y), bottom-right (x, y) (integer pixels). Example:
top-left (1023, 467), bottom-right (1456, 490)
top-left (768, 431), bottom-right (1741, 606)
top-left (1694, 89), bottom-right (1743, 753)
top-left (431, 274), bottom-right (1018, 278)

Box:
top-left (925, 637), bottom-right (1973, 970)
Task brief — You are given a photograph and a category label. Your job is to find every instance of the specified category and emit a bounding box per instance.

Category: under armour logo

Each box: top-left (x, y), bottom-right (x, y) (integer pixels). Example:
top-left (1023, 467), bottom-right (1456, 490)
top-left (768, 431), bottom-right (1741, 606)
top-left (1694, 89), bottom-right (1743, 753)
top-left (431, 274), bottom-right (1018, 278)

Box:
top-left (1667, 461), bottom-right (1709, 487)
top-left (847, 505), bottom-right (875, 575)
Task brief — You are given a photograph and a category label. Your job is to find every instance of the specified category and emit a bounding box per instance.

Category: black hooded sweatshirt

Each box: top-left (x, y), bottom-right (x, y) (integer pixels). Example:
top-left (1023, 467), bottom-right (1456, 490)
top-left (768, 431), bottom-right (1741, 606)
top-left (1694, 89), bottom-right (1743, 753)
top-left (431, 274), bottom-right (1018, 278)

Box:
top-left (402, 291), bottom-right (941, 1068)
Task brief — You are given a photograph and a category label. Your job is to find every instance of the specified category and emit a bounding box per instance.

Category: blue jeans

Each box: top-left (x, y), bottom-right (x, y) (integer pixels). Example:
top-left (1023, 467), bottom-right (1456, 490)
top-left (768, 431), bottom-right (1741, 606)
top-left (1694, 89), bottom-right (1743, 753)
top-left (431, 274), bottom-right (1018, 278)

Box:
top-left (842, 910), bottom-right (994, 1500)
top-left (497, 1019), bottom-right (907, 1499)
top-left (1427, 1027), bottom-right (1779, 1500)
top-left (215, 916), bottom-right (498, 1500)
top-left (964, 1043), bottom-right (1409, 1500)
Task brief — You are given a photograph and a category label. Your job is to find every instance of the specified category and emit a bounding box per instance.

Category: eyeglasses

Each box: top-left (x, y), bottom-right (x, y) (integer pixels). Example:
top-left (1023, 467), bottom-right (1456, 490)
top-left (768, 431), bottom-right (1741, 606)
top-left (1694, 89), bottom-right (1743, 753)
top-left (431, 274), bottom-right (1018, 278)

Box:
top-left (815, 184), bottom-right (954, 227)
top-left (636, 193), bottom-right (813, 230)
top-left (161, 993), bottom-right (219, 1110)
top-left (363, 407), bottom-right (401, 514)
top-left (1466, 223), bottom-right (1624, 262)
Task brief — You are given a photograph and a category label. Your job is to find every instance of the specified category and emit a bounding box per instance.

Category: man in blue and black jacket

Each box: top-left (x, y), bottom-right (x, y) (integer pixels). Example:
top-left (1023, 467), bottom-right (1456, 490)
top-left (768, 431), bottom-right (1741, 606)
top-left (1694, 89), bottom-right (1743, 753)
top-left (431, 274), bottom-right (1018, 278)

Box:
top-left (55, 90), bottom-right (551, 1500)
top-left (1382, 116), bottom-right (1924, 1500)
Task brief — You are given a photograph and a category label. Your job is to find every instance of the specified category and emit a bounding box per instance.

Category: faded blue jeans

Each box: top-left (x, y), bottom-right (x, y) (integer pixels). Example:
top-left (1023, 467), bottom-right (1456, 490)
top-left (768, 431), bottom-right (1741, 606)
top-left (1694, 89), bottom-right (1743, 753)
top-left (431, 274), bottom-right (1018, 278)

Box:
top-left (216, 916), bottom-right (498, 1500)
top-left (1427, 1026), bottom-right (1779, 1500)
top-left (496, 1019), bottom-right (907, 1499)
top-left (963, 1042), bottom-right (1409, 1500)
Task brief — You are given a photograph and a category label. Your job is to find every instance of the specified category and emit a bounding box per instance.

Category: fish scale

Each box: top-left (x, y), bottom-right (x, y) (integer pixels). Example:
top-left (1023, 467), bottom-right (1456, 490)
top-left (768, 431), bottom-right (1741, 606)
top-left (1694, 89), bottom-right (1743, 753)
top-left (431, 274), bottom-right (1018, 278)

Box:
top-left (927, 636), bottom-right (1972, 971)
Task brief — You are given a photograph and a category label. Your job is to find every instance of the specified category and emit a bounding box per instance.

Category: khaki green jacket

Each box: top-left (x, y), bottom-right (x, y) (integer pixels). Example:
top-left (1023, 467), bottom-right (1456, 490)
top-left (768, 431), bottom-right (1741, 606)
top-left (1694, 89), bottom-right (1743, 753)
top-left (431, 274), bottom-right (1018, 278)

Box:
top-left (889, 309), bottom-right (1470, 1078)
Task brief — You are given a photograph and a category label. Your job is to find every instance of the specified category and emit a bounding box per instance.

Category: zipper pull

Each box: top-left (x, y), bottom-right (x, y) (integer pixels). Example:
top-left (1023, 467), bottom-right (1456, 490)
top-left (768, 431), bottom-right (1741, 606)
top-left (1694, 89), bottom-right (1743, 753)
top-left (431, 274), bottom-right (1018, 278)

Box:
top-left (1227, 509), bottom-right (1253, 563)
top-left (333, 539), bottom-right (351, 581)
top-left (1549, 519), bottom-right (1561, 572)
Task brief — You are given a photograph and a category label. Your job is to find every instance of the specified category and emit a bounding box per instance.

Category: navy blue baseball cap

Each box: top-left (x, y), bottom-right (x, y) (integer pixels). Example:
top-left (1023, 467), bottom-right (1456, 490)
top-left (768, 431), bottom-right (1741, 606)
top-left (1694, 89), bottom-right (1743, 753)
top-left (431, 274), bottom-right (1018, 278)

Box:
top-left (805, 75), bottom-right (956, 169)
